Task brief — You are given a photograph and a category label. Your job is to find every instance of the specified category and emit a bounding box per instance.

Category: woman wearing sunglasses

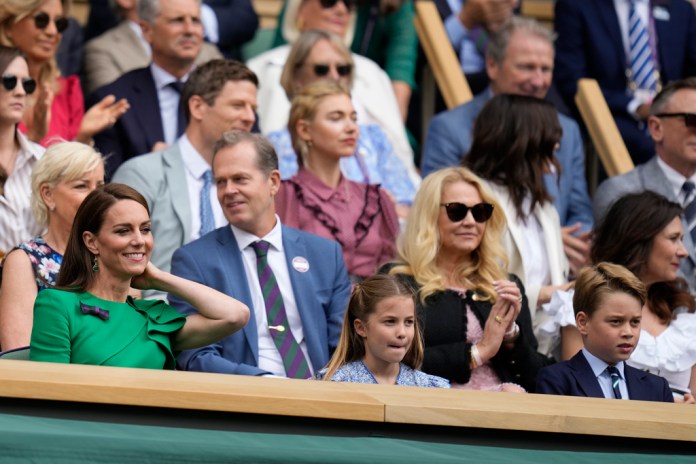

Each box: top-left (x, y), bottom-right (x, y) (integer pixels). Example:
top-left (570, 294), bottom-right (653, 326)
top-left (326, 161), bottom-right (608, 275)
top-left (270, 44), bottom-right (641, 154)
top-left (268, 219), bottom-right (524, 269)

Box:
top-left (381, 166), bottom-right (549, 393)
top-left (464, 94), bottom-right (571, 360)
top-left (276, 81), bottom-right (399, 282)
top-left (0, 0), bottom-right (128, 146)
top-left (247, 0), bottom-right (419, 188)
top-left (0, 46), bottom-right (44, 259)
top-left (267, 30), bottom-right (416, 219)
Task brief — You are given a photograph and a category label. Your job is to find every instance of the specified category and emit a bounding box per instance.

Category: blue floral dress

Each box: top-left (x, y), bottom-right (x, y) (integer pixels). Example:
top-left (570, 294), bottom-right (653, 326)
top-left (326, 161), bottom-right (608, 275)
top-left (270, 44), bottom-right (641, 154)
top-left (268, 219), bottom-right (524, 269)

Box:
top-left (316, 361), bottom-right (450, 388)
top-left (11, 237), bottom-right (62, 291)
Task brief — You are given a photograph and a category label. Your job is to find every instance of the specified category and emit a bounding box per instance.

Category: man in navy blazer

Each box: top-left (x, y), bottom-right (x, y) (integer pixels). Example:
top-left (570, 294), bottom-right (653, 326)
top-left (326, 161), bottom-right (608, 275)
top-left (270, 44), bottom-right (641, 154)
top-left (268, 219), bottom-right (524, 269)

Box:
top-left (422, 17), bottom-right (593, 274)
top-left (170, 131), bottom-right (351, 376)
top-left (554, 0), bottom-right (696, 165)
top-left (90, 0), bottom-right (212, 177)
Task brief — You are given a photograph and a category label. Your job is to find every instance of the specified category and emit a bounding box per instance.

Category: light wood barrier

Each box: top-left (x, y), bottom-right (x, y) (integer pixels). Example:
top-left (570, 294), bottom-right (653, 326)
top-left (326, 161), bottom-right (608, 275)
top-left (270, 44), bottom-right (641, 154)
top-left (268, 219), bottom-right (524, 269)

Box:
top-left (0, 360), bottom-right (695, 448)
top-left (575, 78), bottom-right (635, 177)
top-left (414, 1), bottom-right (472, 109)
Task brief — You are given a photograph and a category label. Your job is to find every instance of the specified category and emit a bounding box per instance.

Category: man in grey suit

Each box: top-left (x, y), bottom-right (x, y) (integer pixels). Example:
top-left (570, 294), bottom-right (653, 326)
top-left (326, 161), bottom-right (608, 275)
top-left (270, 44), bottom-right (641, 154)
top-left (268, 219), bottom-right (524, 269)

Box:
top-left (594, 78), bottom-right (696, 289)
top-left (113, 59), bottom-right (257, 296)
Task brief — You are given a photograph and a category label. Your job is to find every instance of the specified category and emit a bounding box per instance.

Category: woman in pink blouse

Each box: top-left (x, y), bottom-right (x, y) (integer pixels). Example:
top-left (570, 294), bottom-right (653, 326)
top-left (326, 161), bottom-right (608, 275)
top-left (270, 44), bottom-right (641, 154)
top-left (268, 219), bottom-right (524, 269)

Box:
top-left (276, 81), bottom-right (399, 281)
top-left (0, 0), bottom-right (128, 146)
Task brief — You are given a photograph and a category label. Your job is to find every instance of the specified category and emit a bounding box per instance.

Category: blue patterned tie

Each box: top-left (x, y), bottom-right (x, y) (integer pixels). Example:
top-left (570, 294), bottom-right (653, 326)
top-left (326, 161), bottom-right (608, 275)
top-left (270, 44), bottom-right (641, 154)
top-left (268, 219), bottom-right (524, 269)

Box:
top-left (683, 181), bottom-right (696, 244)
top-left (628, 0), bottom-right (658, 92)
top-left (251, 241), bottom-right (311, 379)
top-left (606, 366), bottom-right (622, 399)
top-left (199, 170), bottom-right (215, 236)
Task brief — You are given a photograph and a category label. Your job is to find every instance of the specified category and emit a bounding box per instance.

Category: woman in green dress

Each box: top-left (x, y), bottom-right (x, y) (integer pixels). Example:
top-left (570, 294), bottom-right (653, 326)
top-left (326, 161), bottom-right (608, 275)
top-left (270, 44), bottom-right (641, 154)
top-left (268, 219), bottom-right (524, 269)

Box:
top-left (29, 183), bottom-right (250, 369)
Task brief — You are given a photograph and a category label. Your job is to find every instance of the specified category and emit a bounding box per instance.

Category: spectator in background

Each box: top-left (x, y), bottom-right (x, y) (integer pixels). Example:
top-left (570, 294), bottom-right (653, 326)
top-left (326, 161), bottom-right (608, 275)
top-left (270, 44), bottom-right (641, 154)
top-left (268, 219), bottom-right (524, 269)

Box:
top-left (422, 17), bottom-right (593, 277)
top-left (0, 141), bottom-right (104, 351)
top-left (265, 30), bottom-right (417, 218)
top-left (89, 0), bottom-right (219, 177)
top-left (0, 0), bottom-right (129, 146)
top-left (83, 0), bottom-right (222, 95)
top-left (554, 0), bottom-right (696, 165)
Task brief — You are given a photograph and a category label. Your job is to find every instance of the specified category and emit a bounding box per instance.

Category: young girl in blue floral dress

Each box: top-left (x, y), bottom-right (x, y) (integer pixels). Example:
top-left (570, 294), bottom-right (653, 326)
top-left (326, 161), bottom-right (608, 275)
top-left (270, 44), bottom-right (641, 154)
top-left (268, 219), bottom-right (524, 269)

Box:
top-left (316, 274), bottom-right (449, 387)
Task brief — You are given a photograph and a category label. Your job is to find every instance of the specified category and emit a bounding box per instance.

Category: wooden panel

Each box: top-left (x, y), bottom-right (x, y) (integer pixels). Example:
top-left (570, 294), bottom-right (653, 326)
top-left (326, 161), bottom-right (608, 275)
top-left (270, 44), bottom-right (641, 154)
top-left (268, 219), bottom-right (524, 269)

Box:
top-left (575, 78), bottom-right (634, 176)
top-left (0, 360), bottom-right (384, 422)
top-left (414, 1), bottom-right (472, 109)
top-left (521, 0), bottom-right (555, 22)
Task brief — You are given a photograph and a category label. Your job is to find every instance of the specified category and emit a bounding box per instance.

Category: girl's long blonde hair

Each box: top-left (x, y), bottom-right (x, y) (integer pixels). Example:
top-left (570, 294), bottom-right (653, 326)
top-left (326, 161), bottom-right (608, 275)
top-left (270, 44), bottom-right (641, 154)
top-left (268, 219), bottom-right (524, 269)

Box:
top-left (390, 167), bottom-right (508, 302)
top-left (321, 274), bottom-right (423, 381)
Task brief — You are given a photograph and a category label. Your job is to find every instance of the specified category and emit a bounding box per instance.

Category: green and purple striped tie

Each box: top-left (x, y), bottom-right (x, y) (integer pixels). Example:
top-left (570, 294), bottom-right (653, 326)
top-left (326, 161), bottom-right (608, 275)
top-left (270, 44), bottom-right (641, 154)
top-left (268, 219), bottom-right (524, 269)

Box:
top-left (251, 240), bottom-right (311, 379)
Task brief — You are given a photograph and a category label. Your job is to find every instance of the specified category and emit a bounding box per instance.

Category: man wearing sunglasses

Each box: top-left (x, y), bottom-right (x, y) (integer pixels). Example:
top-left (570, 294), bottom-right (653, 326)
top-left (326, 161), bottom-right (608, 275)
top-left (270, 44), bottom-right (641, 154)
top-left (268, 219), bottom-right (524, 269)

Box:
top-left (88, 0), bottom-right (209, 178)
top-left (594, 78), bottom-right (696, 291)
top-left (422, 17), bottom-right (593, 275)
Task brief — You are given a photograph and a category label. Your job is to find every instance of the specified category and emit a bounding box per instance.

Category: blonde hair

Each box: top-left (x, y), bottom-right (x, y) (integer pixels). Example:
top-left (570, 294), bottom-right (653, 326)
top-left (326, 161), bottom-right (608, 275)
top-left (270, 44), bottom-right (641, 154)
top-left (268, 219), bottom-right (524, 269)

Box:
top-left (280, 30), bottom-right (355, 100)
top-left (0, 0), bottom-right (66, 92)
top-left (322, 274), bottom-right (423, 381)
top-left (288, 80), bottom-right (350, 167)
top-left (31, 141), bottom-right (104, 227)
top-left (390, 167), bottom-right (508, 302)
top-left (574, 262), bottom-right (647, 318)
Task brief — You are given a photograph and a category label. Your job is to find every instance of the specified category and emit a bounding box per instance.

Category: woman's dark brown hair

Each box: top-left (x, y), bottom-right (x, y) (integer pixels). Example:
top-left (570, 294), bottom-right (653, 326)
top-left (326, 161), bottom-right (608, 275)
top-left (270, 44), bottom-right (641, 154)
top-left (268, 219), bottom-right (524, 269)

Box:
top-left (57, 183), bottom-right (150, 292)
top-left (592, 191), bottom-right (695, 323)
top-left (464, 93), bottom-right (562, 221)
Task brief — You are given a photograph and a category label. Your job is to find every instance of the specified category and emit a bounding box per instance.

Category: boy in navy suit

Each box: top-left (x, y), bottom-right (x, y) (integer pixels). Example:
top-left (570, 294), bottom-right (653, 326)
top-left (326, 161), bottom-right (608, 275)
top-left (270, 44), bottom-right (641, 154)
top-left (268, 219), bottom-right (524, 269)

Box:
top-left (536, 263), bottom-right (673, 402)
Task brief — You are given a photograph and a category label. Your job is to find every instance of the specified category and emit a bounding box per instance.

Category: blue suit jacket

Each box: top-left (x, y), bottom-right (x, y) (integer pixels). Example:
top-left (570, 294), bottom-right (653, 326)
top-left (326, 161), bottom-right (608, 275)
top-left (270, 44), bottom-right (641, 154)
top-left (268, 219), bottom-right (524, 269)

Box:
top-left (421, 91), bottom-right (593, 231)
top-left (170, 225), bottom-right (351, 376)
top-left (89, 66), bottom-right (165, 178)
top-left (554, 0), bottom-right (696, 163)
top-left (536, 351), bottom-right (673, 402)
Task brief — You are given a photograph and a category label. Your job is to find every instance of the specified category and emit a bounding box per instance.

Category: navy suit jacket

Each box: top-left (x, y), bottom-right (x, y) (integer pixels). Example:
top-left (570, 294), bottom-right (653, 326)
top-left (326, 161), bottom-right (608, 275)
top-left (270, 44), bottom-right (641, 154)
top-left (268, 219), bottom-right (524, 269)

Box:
top-left (89, 66), bottom-right (165, 178)
top-left (421, 91), bottom-right (593, 231)
top-left (554, 0), bottom-right (696, 163)
top-left (170, 224), bottom-right (351, 376)
top-left (537, 351), bottom-right (673, 402)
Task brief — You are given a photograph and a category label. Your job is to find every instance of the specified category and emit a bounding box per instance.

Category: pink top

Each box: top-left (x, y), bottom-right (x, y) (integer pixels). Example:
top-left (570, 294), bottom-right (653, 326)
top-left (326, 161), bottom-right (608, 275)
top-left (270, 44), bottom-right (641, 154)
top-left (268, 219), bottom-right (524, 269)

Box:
top-left (19, 75), bottom-right (83, 146)
top-left (276, 167), bottom-right (399, 278)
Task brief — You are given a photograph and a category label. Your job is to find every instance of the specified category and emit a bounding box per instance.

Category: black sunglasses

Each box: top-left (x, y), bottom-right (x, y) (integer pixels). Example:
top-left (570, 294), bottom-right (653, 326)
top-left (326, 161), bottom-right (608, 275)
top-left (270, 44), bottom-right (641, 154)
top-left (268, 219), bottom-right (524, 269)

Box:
top-left (311, 63), bottom-right (352, 78)
top-left (33, 11), bottom-right (69, 34)
top-left (441, 202), bottom-right (494, 223)
top-left (319, 0), bottom-right (355, 9)
top-left (1, 75), bottom-right (36, 95)
top-left (655, 113), bottom-right (696, 129)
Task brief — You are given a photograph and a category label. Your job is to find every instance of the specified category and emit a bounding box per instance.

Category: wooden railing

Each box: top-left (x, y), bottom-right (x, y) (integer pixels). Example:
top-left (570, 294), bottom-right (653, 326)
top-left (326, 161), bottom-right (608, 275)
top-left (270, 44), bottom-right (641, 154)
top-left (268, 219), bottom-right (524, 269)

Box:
top-left (575, 78), bottom-right (634, 177)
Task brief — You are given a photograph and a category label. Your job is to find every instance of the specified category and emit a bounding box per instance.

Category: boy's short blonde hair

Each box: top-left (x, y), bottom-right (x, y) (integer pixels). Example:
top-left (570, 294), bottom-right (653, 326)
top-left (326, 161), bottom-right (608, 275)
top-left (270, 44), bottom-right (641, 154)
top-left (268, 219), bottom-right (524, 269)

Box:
top-left (573, 262), bottom-right (647, 318)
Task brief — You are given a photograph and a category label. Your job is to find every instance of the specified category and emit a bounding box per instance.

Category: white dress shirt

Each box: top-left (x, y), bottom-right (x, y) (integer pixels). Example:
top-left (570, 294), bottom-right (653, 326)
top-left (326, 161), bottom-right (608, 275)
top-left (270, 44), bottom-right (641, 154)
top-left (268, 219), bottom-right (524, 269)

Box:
top-left (178, 135), bottom-right (226, 240)
top-left (582, 348), bottom-right (630, 400)
top-left (230, 218), bottom-right (313, 377)
top-left (150, 64), bottom-right (191, 145)
top-left (656, 156), bottom-right (696, 206)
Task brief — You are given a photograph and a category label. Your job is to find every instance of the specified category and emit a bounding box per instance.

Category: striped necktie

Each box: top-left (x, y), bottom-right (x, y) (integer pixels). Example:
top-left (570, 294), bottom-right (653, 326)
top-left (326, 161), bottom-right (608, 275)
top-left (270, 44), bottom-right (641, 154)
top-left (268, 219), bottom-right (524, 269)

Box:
top-left (199, 170), bottom-right (215, 236)
top-left (251, 240), bottom-right (311, 379)
top-left (627, 0), bottom-right (658, 92)
top-left (683, 181), bottom-right (696, 244)
top-left (606, 366), bottom-right (622, 399)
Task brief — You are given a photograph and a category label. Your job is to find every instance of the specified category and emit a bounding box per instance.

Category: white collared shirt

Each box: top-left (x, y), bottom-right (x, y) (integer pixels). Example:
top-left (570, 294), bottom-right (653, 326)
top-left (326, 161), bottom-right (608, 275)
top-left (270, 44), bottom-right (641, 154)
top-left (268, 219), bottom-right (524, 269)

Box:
top-left (582, 348), bottom-right (630, 400)
top-left (656, 156), bottom-right (696, 206)
top-left (0, 131), bottom-right (44, 254)
top-left (150, 63), bottom-right (191, 145)
top-left (178, 135), bottom-right (226, 240)
top-left (613, 0), bottom-right (652, 57)
top-left (230, 218), bottom-right (313, 377)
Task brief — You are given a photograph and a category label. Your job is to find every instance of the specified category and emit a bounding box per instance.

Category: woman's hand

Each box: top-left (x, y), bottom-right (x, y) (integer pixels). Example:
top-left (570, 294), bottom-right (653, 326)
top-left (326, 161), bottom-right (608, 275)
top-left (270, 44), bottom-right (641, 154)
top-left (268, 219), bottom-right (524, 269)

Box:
top-left (476, 280), bottom-right (522, 362)
top-left (130, 261), bottom-right (164, 291)
top-left (77, 94), bottom-right (129, 143)
top-left (26, 82), bottom-right (54, 143)
top-left (538, 282), bottom-right (574, 307)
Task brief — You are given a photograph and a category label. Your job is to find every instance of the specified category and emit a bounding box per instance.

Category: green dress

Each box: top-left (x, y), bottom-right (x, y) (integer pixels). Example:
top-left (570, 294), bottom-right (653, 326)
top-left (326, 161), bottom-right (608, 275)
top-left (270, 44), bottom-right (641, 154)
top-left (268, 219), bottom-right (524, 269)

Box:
top-left (30, 289), bottom-right (187, 369)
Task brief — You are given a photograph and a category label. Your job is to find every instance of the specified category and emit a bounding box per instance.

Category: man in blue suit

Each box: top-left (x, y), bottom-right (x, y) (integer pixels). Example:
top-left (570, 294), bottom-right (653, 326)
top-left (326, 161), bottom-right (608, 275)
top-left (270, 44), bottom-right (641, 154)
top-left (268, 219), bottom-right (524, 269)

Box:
top-left (90, 0), bottom-right (212, 177)
top-left (170, 131), bottom-right (351, 377)
top-left (554, 0), bottom-right (696, 165)
top-left (421, 17), bottom-right (593, 274)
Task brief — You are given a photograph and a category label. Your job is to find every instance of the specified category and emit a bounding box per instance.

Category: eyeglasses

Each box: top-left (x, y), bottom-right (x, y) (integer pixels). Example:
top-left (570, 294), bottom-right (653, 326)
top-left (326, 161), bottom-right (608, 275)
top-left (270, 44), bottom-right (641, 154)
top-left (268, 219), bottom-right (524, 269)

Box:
top-left (1, 75), bottom-right (36, 95)
top-left (440, 202), bottom-right (494, 223)
top-left (33, 12), bottom-right (69, 34)
top-left (655, 113), bottom-right (696, 129)
top-left (310, 63), bottom-right (352, 78)
top-left (318, 0), bottom-right (355, 9)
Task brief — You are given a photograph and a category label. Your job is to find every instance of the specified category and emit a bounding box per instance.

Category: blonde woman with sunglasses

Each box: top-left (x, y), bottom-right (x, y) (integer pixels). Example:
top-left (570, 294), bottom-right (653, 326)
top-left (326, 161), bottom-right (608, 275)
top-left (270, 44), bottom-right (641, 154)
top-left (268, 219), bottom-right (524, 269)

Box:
top-left (0, 0), bottom-right (128, 146)
top-left (382, 166), bottom-right (550, 393)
